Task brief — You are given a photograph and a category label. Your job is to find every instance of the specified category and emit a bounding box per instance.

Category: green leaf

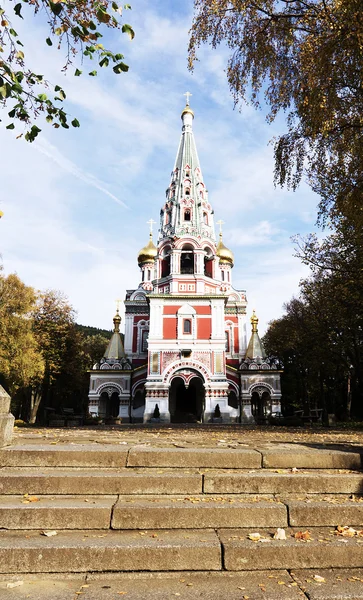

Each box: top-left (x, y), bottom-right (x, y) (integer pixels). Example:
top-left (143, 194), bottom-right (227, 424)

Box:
top-left (15, 50), bottom-right (24, 59)
top-left (54, 27), bottom-right (62, 36)
top-left (71, 118), bottom-right (80, 128)
top-left (113, 62), bottom-right (129, 74)
top-left (54, 85), bottom-right (61, 92)
top-left (8, 108), bottom-right (16, 118)
top-left (122, 23), bottom-right (134, 40)
top-left (99, 57), bottom-right (109, 68)
top-left (25, 124), bottom-right (41, 143)
top-left (14, 3), bottom-right (23, 18)
top-left (46, 115), bottom-right (53, 123)
top-left (9, 28), bottom-right (18, 37)
top-left (37, 93), bottom-right (47, 102)
top-left (89, 70), bottom-right (97, 76)
top-left (46, 37), bottom-right (53, 46)
top-left (6, 123), bottom-right (15, 130)
top-left (124, 4), bottom-right (132, 9)
top-left (74, 68), bottom-right (82, 76)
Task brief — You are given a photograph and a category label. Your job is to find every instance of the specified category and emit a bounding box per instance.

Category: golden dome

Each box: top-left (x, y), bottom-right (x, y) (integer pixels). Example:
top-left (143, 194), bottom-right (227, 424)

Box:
top-left (216, 232), bottom-right (234, 266)
top-left (181, 104), bottom-right (194, 119)
top-left (137, 233), bottom-right (157, 265)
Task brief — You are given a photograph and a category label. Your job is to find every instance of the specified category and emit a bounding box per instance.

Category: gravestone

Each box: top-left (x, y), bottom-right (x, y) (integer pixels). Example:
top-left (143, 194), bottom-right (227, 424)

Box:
top-left (0, 385), bottom-right (14, 447)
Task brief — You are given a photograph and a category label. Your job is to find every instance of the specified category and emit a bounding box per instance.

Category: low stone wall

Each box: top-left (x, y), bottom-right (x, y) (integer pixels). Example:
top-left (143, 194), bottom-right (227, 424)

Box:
top-left (0, 385), bottom-right (14, 447)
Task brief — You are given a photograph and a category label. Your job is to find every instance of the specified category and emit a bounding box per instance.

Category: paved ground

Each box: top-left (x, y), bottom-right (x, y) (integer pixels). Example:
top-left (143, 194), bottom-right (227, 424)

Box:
top-left (11, 424), bottom-right (363, 450)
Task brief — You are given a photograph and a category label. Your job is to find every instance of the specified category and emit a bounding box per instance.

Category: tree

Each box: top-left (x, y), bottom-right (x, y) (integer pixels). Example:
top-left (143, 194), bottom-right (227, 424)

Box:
top-left (0, 0), bottom-right (134, 141)
top-left (0, 269), bottom-right (44, 396)
top-left (264, 209), bottom-right (363, 420)
top-left (29, 289), bottom-right (75, 422)
top-left (189, 0), bottom-right (363, 221)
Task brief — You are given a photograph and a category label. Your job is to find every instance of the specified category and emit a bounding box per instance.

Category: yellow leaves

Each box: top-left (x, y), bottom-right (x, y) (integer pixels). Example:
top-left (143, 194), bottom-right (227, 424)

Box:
top-left (22, 494), bottom-right (39, 504)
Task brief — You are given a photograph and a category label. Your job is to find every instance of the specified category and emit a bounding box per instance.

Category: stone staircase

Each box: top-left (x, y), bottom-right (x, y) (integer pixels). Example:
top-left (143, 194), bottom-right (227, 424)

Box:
top-left (1, 440), bottom-right (363, 598)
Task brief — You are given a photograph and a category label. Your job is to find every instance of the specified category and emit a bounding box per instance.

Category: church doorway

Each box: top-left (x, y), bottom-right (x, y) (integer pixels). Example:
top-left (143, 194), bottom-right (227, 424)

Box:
top-left (99, 391), bottom-right (120, 419)
top-left (169, 375), bottom-right (205, 423)
top-left (251, 389), bottom-right (272, 424)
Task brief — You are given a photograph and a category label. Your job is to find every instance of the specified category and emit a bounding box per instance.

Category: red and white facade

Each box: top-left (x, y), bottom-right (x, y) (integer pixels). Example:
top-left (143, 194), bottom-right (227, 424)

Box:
top-left (89, 102), bottom-right (282, 423)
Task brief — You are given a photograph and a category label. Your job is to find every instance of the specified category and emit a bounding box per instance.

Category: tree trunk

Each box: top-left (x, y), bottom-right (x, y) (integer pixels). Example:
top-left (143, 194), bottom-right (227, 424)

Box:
top-left (29, 387), bottom-right (42, 424)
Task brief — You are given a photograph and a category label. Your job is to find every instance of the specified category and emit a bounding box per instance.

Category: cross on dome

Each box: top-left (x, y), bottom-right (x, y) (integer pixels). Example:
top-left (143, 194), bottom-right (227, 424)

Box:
top-left (216, 219), bottom-right (225, 234)
top-left (184, 91), bottom-right (192, 106)
top-left (115, 299), bottom-right (122, 311)
top-left (147, 219), bottom-right (156, 234)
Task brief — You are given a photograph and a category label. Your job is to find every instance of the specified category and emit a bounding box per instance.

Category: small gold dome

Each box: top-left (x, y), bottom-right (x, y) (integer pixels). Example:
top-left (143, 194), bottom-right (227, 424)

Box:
top-left (216, 232), bottom-right (234, 266)
top-left (251, 310), bottom-right (258, 333)
top-left (181, 104), bottom-right (194, 119)
top-left (138, 233), bottom-right (157, 265)
top-left (113, 309), bottom-right (121, 333)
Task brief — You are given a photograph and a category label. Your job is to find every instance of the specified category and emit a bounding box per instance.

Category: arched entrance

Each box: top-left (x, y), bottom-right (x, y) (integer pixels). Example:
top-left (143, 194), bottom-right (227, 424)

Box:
top-left (251, 387), bottom-right (272, 423)
top-left (99, 390), bottom-right (119, 419)
top-left (169, 374), bottom-right (205, 423)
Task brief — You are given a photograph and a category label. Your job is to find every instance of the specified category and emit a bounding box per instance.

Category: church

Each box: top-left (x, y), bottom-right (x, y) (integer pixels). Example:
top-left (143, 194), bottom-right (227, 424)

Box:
top-left (88, 98), bottom-right (282, 424)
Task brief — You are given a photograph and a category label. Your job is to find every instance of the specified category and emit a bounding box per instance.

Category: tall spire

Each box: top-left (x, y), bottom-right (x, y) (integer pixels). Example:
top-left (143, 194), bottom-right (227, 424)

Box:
top-left (104, 309), bottom-right (126, 360)
top-left (159, 97), bottom-right (215, 242)
top-left (245, 311), bottom-right (266, 360)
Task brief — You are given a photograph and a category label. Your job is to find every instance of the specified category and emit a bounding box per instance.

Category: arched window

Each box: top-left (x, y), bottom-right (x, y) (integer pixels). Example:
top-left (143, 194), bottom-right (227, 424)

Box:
top-left (221, 270), bottom-right (225, 281)
top-left (183, 319), bottom-right (191, 334)
top-left (184, 209), bottom-right (191, 221)
top-left (203, 212), bottom-right (208, 224)
top-left (181, 245), bottom-right (194, 274)
top-left (185, 188), bottom-right (190, 196)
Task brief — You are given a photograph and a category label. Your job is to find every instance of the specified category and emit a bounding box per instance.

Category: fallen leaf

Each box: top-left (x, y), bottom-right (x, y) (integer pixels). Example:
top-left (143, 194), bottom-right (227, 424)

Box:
top-left (248, 532), bottom-right (261, 541)
top-left (294, 531), bottom-right (311, 540)
top-left (41, 530), bottom-right (57, 537)
top-left (273, 528), bottom-right (287, 540)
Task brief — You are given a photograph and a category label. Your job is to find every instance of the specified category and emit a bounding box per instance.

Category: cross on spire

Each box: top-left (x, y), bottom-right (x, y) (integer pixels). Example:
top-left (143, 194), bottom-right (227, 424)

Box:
top-left (184, 91), bottom-right (192, 106)
top-left (147, 219), bottom-right (156, 234)
top-left (216, 219), bottom-right (225, 234)
top-left (115, 299), bottom-right (122, 312)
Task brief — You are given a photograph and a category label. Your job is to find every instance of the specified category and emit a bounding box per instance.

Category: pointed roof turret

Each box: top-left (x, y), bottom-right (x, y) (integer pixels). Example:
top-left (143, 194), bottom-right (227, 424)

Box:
top-left (245, 310), bottom-right (266, 360)
top-left (104, 309), bottom-right (126, 361)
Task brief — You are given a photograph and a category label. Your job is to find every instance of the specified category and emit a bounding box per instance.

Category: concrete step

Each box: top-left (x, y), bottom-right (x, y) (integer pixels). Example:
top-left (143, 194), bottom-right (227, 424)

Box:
top-left (0, 445), bottom-right (129, 467)
top-left (0, 529), bottom-right (221, 573)
top-left (287, 496), bottom-right (363, 527)
top-left (220, 527), bottom-right (363, 570)
top-left (0, 468), bottom-right (203, 495)
top-left (0, 496), bottom-right (117, 529)
top-left (127, 446), bottom-right (262, 468)
top-left (260, 446), bottom-right (363, 470)
top-left (111, 495), bottom-right (287, 529)
top-left (204, 469), bottom-right (363, 494)
top-left (292, 568), bottom-right (363, 600)
top-left (0, 571), bottom-right (306, 599)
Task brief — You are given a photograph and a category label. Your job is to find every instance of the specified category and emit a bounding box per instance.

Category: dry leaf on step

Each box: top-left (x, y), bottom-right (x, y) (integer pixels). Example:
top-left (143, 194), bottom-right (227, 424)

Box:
top-left (273, 528), bottom-right (287, 540)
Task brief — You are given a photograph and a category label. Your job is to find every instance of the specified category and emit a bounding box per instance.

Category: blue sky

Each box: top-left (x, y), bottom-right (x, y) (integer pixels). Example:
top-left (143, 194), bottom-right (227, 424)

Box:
top-left (0, 0), bottom-right (319, 334)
